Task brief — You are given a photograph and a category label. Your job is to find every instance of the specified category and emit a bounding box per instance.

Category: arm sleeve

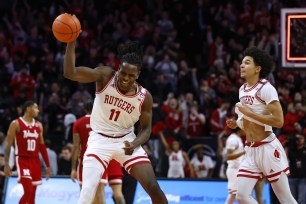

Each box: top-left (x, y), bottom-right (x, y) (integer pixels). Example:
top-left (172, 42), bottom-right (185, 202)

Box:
top-left (72, 120), bottom-right (78, 134)
top-left (39, 144), bottom-right (50, 168)
top-left (259, 83), bottom-right (279, 104)
top-left (225, 137), bottom-right (237, 150)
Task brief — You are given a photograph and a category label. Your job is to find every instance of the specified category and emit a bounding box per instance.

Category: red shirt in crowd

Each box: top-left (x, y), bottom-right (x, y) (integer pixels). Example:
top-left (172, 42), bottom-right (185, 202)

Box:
top-left (10, 73), bottom-right (35, 100)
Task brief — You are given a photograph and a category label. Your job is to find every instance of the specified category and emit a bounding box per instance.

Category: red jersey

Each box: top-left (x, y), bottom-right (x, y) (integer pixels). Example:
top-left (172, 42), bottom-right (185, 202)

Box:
top-left (72, 115), bottom-right (91, 159)
top-left (15, 117), bottom-right (41, 158)
top-left (187, 115), bottom-right (204, 137)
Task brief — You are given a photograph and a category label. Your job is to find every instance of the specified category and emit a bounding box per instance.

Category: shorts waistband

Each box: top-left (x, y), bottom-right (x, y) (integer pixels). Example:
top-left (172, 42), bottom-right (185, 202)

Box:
top-left (97, 132), bottom-right (131, 138)
top-left (245, 133), bottom-right (276, 147)
top-left (245, 141), bottom-right (270, 147)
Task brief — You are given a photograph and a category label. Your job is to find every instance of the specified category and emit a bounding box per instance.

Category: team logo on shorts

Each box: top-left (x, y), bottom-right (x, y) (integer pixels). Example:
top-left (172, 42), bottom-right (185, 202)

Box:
top-left (274, 149), bottom-right (280, 161)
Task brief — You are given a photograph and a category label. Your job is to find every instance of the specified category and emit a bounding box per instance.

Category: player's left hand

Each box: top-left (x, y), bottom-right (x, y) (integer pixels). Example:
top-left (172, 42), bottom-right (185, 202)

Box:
top-left (45, 167), bottom-right (51, 180)
top-left (123, 141), bottom-right (135, 155)
top-left (236, 102), bottom-right (252, 116)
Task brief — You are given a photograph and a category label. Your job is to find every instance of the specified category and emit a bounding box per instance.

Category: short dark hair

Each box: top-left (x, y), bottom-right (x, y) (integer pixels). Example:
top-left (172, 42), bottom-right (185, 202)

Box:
top-left (22, 100), bottom-right (36, 115)
top-left (117, 41), bottom-right (143, 69)
top-left (244, 47), bottom-right (274, 79)
top-left (83, 99), bottom-right (93, 114)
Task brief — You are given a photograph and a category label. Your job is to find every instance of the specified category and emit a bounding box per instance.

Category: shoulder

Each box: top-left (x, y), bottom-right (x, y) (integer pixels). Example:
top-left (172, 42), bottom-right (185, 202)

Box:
top-left (36, 120), bottom-right (43, 129)
top-left (259, 80), bottom-right (275, 91)
top-left (10, 119), bottom-right (20, 127)
top-left (226, 135), bottom-right (236, 144)
top-left (239, 84), bottom-right (246, 92)
top-left (141, 90), bottom-right (153, 111)
top-left (95, 66), bottom-right (115, 82)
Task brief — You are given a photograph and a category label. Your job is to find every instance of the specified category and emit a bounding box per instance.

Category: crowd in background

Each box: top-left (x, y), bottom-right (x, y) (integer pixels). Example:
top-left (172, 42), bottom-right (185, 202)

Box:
top-left (0, 0), bottom-right (305, 191)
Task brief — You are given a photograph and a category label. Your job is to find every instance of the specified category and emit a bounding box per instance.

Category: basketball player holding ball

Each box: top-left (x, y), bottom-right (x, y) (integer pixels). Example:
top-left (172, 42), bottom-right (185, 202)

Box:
top-left (226, 47), bottom-right (297, 203)
top-left (71, 100), bottom-right (125, 204)
top-left (63, 36), bottom-right (167, 204)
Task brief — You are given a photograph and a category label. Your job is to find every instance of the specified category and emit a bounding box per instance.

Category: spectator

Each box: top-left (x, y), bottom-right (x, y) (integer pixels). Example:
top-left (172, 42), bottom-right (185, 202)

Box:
top-left (10, 64), bottom-right (35, 103)
top-left (190, 148), bottom-right (215, 178)
top-left (288, 134), bottom-right (306, 204)
top-left (159, 132), bottom-right (194, 178)
top-left (57, 146), bottom-right (72, 175)
top-left (162, 96), bottom-right (183, 143)
top-left (210, 101), bottom-right (230, 136)
top-left (186, 102), bottom-right (206, 138)
top-left (283, 102), bottom-right (304, 135)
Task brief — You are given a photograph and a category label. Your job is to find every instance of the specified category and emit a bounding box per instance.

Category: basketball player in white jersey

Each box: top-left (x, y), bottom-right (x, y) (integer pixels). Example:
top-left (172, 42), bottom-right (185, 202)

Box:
top-left (225, 127), bottom-right (245, 204)
top-left (226, 47), bottom-right (297, 203)
top-left (159, 132), bottom-right (194, 178)
top-left (64, 41), bottom-right (168, 204)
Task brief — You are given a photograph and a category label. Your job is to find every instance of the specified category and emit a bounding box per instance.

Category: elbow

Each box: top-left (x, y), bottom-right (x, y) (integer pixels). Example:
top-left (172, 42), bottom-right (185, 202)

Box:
top-left (275, 119), bottom-right (284, 128)
top-left (63, 70), bottom-right (74, 80)
top-left (63, 70), bottom-right (71, 79)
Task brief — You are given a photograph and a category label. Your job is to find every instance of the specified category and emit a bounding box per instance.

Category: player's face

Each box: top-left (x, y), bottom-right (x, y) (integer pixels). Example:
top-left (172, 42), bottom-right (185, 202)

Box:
top-left (117, 62), bottom-right (140, 93)
top-left (240, 56), bottom-right (261, 80)
top-left (171, 141), bottom-right (180, 151)
top-left (28, 103), bottom-right (40, 118)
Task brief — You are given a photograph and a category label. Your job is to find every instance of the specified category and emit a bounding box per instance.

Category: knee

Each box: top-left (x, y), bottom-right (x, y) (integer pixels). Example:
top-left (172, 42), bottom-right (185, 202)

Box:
top-left (80, 186), bottom-right (96, 200)
top-left (236, 192), bottom-right (249, 203)
top-left (143, 181), bottom-right (161, 193)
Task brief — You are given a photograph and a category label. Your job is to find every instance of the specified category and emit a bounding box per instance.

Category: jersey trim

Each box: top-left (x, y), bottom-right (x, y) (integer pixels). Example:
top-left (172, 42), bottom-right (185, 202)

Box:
top-left (97, 131), bottom-right (131, 138)
top-left (86, 154), bottom-right (108, 170)
top-left (255, 79), bottom-right (269, 104)
top-left (243, 81), bottom-right (261, 92)
top-left (123, 156), bottom-right (151, 173)
top-left (115, 76), bottom-right (142, 98)
top-left (19, 117), bottom-right (35, 127)
top-left (139, 89), bottom-right (147, 113)
top-left (96, 74), bottom-right (115, 94)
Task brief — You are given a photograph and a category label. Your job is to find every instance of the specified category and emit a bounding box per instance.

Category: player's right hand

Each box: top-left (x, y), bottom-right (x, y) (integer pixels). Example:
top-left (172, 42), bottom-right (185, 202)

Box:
top-left (4, 163), bottom-right (11, 178)
top-left (71, 169), bottom-right (77, 182)
top-left (226, 119), bottom-right (237, 129)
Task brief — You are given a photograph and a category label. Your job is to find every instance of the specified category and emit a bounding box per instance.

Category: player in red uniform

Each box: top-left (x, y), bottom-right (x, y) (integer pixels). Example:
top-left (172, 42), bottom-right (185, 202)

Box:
top-left (71, 100), bottom-right (125, 204)
top-left (4, 101), bottom-right (50, 204)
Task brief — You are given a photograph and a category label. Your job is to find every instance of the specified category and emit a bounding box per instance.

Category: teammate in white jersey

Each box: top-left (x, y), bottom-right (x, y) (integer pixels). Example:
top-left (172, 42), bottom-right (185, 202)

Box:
top-left (64, 41), bottom-right (168, 204)
top-left (159, 132), bottom-right (194, 178)
top-left (226, 47), bottom-right (297, 204)
top-left (225, 127), bottom-right (245, 204)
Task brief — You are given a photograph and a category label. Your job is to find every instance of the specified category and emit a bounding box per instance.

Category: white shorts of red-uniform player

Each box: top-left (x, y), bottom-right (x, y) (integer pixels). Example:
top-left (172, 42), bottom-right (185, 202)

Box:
top-left (237, 134), bottom-right (289, 183)
top-left (83, 131), bottom-right (150, 173)
top-left (78, 158), bottom-right (123, 185)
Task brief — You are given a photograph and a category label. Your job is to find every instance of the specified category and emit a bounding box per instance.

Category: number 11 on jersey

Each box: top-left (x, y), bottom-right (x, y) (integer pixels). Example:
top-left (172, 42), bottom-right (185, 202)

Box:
top-left (109, 109), bottom-right (121, 121)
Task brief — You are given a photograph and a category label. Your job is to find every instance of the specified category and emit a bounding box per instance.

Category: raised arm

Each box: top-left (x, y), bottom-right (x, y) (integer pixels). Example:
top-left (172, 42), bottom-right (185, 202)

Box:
top-left (4, 120), bottom-right (18, 177)
top-left (182, 151), bottom-right (194, 178)
top-left (64, 41), bottom-right (114, 83)
top-left (123, 92), bottom-right (153, 155)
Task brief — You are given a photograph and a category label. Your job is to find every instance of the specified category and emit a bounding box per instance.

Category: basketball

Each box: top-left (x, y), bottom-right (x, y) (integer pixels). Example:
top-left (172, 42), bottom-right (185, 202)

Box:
top-left (52, 13), bottom-right (81, 43)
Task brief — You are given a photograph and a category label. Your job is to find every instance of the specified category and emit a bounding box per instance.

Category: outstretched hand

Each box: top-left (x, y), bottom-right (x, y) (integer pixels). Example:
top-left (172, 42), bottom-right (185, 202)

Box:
top-left (123, 141), bottom-right (135, 155)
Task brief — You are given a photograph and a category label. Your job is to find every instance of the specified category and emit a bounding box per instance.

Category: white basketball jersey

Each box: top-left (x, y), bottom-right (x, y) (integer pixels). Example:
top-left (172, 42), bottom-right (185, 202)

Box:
top-left (190, 155), bottom-right (214, 178)
top-left (236, 79), bottom-right (279, 131)
top-left (226, 133), bottom-right (244, 168)
top-left (90, 73), bottom-right (147, 136)
top-left (167, 150), bottom-right (185, 178)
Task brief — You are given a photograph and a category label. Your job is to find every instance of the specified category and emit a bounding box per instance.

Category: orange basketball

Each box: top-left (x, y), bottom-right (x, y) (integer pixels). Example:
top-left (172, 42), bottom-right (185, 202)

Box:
top-left (52, 13), bottom-right (81, 43)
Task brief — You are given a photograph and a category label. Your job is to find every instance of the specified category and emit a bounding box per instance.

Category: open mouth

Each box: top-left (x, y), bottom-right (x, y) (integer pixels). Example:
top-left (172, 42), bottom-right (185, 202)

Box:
top-left (120, 81), bottom-right (129, 87)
